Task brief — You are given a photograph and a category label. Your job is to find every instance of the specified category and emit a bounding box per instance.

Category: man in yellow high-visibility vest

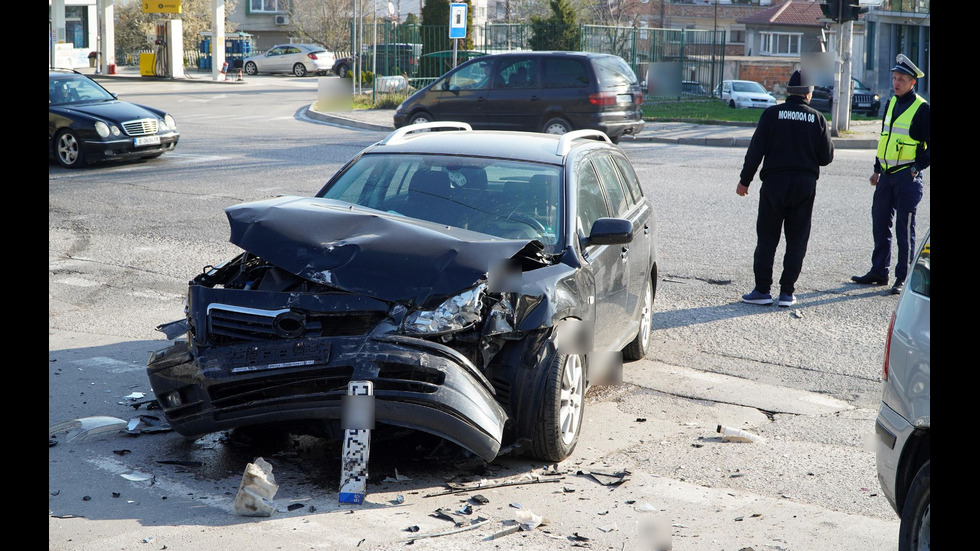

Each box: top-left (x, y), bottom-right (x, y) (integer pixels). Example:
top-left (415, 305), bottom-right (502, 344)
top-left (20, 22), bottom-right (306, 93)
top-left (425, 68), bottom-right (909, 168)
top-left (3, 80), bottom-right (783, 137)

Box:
top-left (851, 54), bottom-right (930, 295)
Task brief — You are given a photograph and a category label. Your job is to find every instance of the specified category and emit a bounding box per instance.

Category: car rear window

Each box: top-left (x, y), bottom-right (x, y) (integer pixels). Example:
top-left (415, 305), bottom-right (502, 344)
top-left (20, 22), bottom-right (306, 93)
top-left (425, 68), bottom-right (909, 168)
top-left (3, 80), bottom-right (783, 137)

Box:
top-left (592, 56), bottom-right (638, 86)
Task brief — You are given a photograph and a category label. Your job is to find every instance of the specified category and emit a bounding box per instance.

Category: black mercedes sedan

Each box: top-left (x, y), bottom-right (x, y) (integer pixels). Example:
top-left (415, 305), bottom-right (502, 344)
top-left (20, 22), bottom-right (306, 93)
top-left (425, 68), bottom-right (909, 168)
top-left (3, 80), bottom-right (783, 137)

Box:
top-left (49, 69), bottom-right (180, 168)
top-left (146, 122), bottom-right (657, 463)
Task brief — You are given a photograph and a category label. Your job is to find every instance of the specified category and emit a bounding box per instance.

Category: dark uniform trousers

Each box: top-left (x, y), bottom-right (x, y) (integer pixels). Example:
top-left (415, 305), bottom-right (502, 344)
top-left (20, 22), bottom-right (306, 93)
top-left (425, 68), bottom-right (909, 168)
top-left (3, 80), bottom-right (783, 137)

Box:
top-left (870, 168), bottom-right (923, 284)
top-left (754, 172), bottom-right (817, 296)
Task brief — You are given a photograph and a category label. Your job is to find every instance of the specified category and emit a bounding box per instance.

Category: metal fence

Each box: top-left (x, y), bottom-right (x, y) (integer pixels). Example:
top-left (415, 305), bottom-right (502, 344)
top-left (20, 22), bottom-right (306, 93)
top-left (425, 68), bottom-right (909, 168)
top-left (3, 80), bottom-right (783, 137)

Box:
top-left (346, 21), bottom-right (725, 102)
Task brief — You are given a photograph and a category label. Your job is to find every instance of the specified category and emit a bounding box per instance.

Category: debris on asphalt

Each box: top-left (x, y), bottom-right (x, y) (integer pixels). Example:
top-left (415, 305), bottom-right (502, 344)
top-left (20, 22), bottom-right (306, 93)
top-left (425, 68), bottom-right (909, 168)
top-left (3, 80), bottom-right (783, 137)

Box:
top-left (514, 509), bottom-right (547, 531)
top-left (716, 425), bottom-right (765, 443)
top-left (126, 415), bottom-right (171, 435)
top-left (405, 517), bottom-right (489, 542)
top-left (578, 468), bottom-right (631, 486)
top-left (382, 469), bottom-right (411, 483)
top-left (430, 508), bottom-right (458, 523)
top-left (425, 470), bottom-right (562, 497)
top-left (49, 416), bottom-right (127, 443)
top-left (120, 470), bottom-right (154, 484)
top-left (233, 457), bottom-right (278, 517)
top-left (469, 494), bottom-right (489, 505)
top-left (487, 524), bottom-right (521, 540)
top-left (391, 495), bottom-right (404, 505)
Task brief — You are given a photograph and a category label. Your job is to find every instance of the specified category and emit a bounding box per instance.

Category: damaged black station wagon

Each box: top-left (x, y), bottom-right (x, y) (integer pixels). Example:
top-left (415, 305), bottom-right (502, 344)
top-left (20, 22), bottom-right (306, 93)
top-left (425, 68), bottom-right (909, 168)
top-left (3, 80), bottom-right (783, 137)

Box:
top-left (147, 122), bottom-right (657, 462)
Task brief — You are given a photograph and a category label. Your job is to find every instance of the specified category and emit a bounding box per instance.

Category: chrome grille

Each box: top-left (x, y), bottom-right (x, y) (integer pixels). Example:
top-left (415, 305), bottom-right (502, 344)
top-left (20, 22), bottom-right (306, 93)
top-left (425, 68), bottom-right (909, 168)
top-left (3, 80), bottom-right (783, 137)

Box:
top-left (853, 93), bottom-right (874, 104)
top-left (122, 118), bottom-right (159, 136)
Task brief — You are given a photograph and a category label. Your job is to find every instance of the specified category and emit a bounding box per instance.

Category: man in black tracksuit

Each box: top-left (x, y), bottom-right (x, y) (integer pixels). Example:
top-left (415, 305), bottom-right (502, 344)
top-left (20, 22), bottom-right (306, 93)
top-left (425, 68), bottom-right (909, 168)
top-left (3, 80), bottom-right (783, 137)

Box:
top-left (737, 70), bottom-right (835, 307)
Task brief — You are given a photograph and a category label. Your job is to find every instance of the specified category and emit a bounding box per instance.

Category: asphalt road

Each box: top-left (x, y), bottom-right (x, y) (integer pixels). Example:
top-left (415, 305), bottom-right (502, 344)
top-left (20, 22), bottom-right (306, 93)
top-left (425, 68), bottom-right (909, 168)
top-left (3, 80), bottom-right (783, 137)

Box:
top-left (49, 73), bottom-right (928, 551)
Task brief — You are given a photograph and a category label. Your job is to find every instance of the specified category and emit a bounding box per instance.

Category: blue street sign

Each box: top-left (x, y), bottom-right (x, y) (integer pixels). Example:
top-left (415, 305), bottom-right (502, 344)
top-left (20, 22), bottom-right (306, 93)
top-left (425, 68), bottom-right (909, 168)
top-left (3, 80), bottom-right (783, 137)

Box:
top-left (449, 3), bottom-right (467, 39)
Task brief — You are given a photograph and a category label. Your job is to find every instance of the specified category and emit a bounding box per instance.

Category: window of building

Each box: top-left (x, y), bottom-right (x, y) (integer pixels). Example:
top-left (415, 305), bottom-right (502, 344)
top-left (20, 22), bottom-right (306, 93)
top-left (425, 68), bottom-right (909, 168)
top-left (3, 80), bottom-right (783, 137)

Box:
top-left (729, 29), bottom-right (745, 45)
top-left (760, 32), bottom-right (802, 56)
top-left (250, 0), bottom-right (289, 13)
top-left (49, 5), bottom-right (90, 49)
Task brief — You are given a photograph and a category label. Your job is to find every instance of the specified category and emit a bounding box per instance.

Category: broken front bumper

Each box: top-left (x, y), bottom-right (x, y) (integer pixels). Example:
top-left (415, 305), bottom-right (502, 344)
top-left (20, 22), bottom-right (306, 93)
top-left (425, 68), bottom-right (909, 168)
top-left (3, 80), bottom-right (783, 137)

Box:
top-left (147, 334), bottom-right (508, 461)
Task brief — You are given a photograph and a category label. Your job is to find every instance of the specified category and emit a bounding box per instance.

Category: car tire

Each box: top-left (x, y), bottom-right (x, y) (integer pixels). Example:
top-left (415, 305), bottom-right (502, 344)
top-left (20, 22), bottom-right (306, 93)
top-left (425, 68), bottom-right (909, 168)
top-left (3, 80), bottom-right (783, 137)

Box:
top-left (336, 64), bottom-right (349, 78)
top-left (898, 460), bottom-right (930, 551)
top-left (244, 61), bottom-right (258, 76)
top-left (542, 117), bottom-right (572, 135)
top-left (409, 111), bottom-right (434, 125)
top-left (293, 63), bottom-right (308, 77)
top-left (530, 349), bottom-right (585, 462)
top-left (728, 99), bottom-right (736, 108)
top-left (623, 276), bottom-right (654, 362)
top-left (54, 129), bottom-right (87, 169)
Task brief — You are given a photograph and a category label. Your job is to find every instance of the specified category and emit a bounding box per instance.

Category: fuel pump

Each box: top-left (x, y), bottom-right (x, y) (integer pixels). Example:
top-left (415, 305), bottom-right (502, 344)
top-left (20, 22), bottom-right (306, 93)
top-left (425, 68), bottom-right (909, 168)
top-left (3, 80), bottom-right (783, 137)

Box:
top-left (152, 19), bottom-right (184, 79)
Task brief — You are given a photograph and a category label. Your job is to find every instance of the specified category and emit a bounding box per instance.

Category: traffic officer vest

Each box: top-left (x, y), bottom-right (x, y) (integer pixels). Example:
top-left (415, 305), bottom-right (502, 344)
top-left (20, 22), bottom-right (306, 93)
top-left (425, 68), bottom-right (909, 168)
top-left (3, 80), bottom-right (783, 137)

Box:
top-left (876, 93), bottom-right (926, 171)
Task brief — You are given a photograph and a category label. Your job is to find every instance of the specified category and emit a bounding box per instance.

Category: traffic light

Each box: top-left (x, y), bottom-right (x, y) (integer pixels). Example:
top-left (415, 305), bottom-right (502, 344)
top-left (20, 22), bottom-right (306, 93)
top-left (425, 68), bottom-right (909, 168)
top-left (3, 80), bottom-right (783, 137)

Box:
top-left (821, 1), bottom-right (869, 23)
top-left (820, 0), bottom-right (841, 22)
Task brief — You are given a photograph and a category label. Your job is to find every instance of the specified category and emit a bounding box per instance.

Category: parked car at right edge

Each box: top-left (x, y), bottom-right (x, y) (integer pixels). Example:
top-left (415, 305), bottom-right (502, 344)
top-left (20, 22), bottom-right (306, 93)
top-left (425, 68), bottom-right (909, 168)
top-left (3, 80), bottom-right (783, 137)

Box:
top-left (809, 76), bottom-right (882, 116)
top-left (875, 228), bottom-right (930, 551)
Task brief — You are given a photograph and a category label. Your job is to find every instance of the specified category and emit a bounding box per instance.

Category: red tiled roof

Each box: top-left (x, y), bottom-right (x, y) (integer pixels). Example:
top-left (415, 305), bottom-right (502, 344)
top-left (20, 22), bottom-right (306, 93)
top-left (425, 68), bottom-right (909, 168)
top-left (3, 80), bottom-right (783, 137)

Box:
top-left (737, 1), bottom-right (826, 27)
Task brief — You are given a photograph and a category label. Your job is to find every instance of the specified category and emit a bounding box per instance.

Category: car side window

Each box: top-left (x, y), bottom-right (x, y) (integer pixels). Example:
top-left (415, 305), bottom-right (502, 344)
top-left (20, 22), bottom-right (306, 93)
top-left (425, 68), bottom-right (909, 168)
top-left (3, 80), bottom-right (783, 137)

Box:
top-left (611, 155), bottom-right (644, 204)
top-left (542, 58), bottom-right (589, 88)
top-left (591, 156), bottom-right (630, 216)
top-left (450, 59), bottom-right (495, 90)
top-left (908, 238), bottom-right (930, 297)
top-left (496, 58), bottom-right (537, 89)
top-left (576, 163), bottom-right (609, 237)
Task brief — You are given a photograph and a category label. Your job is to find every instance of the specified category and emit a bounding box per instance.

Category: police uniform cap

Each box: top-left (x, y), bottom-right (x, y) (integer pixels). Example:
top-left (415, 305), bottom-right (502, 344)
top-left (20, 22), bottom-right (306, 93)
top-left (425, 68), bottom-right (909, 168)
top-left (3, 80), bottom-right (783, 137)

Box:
top-left (891, 54), bottom-right (924, 79)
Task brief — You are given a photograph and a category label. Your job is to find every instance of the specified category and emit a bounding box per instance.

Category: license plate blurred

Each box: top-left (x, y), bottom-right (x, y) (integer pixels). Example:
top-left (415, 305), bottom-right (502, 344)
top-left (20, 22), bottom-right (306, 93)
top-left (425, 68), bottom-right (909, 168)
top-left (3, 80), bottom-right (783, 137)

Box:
top-left (857, 103), bottom-right (870, 108)
top-left (134, 136), bottom-right (161, 146)
top-left (617, 94), bottom-right (633, 103)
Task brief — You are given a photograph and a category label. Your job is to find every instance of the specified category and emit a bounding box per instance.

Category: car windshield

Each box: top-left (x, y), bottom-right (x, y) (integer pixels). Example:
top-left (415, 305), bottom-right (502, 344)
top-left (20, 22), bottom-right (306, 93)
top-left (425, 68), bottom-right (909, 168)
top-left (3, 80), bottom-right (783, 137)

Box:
top-left (317, 154), bottom-right (563, 250)
top-left (49, 76), bottom-right (114, 105)
top-left (732, 81), bottom-right (767, 93)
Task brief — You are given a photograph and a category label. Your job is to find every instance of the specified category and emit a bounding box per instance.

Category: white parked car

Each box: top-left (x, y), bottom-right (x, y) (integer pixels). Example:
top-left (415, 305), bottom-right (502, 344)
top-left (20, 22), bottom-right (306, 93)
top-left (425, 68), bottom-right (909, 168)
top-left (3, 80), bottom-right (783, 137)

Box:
top-left (242, 44), bottom-right (335, 77)
top-left (715, 79), bottom-right (777, 109)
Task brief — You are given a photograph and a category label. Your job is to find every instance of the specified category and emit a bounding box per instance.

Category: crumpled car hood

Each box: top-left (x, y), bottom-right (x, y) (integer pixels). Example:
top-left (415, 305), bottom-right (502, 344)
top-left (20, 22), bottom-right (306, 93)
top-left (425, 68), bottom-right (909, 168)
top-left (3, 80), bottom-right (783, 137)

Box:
top-left (225, 196), bottom-right (535, 305)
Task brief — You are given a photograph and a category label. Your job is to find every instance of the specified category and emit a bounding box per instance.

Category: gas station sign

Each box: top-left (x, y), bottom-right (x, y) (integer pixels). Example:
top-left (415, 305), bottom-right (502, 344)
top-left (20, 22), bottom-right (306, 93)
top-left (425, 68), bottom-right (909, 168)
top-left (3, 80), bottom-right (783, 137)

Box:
top-left (143, 1), bottom-right (182, 14)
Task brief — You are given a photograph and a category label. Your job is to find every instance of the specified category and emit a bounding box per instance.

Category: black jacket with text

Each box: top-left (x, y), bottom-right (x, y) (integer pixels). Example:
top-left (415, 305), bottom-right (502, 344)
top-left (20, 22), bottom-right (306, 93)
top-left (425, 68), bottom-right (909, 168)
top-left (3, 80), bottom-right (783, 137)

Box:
top-left (739, 95), bottom-right (835, 186)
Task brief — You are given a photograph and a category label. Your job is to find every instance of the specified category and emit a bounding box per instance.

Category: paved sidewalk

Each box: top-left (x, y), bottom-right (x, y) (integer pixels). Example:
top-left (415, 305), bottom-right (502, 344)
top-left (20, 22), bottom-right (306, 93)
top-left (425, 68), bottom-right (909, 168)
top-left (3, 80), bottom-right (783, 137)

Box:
top-left (78, 65), bottom-right (879, 149)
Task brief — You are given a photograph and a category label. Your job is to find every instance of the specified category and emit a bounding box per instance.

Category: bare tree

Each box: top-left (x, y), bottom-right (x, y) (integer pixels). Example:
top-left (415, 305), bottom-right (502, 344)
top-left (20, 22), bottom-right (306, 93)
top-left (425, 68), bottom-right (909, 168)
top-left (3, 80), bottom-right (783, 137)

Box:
top-left (290, 0), bottom-right (367, 54)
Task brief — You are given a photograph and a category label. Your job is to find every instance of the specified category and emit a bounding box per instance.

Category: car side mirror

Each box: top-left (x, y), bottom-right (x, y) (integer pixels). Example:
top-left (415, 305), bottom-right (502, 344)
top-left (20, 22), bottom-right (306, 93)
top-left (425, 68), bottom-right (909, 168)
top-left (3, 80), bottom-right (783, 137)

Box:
top-left (586, 217), bottom-right (633, 245)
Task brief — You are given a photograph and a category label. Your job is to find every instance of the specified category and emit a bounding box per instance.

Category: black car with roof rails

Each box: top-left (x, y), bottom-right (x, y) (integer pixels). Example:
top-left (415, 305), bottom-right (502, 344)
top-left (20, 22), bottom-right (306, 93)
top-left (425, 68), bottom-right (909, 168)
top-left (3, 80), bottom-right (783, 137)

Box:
top-left (393, 51), bottom-right (644, 143)
top-left (146, 122), bottom-right (657, 463)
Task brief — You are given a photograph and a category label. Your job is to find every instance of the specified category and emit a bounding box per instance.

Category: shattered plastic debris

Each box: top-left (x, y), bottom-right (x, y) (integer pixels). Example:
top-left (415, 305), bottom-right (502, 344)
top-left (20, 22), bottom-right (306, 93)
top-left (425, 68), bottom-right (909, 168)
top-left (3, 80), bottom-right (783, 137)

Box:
top-left (597, 524), bottom-right (616, 532)
top-left (579, 468), bottom-right (631, 486)
top-left (126, 415), bottom-right (171, 435)
top-left (716, 425), bottom-right (765, 443)
top-left (382, 469), bottom-right (412, 483)
top-left (49, 416), bottom-right (127, 443)
top-left (233, 457), bottom-right (279, 517)
top-left (120, 471), bottom-right (155, 484)
top-left (469, 494), bottom-right (489, 504)
top-left (514, 509), bottom-right (547, 531)
top-left (391, 495), bottom-right (405, 505)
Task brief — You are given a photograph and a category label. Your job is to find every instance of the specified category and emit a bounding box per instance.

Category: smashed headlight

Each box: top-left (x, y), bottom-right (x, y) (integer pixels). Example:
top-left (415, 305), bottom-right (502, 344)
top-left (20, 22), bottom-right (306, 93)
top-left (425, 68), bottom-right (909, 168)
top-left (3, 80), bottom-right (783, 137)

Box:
top-left (403, 283), bottom-right (486, 335)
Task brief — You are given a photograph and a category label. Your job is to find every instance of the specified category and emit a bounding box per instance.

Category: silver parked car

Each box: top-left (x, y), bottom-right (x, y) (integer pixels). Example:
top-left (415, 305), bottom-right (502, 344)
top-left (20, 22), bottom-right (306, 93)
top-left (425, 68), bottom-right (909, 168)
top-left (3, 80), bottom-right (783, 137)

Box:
top-left (874, 228), bottom-right (930, 551)
top-left (242, 44), bottom-right (335, 77)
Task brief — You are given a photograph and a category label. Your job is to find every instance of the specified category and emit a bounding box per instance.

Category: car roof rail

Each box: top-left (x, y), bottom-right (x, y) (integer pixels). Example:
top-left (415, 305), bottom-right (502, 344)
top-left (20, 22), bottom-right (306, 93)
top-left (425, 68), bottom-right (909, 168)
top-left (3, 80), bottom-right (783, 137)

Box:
top-left (556, 129), bottom-right (611, 156)
top-left (380, 121), bottom-right (472, 145)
